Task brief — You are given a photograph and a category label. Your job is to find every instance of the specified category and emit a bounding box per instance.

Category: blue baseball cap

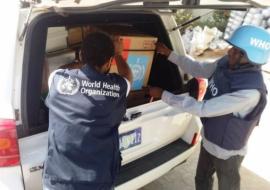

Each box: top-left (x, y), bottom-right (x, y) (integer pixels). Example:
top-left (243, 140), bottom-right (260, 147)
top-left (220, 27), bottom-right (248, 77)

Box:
top-left (226, 25), bottom-right (270, 65)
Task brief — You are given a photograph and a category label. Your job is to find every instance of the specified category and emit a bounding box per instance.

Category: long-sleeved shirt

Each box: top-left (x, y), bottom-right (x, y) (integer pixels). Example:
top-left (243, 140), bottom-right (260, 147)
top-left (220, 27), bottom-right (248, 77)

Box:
top-left (161, 52), bottom-right (260, 159)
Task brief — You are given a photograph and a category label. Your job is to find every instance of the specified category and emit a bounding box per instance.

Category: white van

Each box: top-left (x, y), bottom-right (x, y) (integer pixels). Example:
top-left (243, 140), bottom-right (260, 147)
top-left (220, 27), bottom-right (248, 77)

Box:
top-left (0, 1), bottom-right (266, 190)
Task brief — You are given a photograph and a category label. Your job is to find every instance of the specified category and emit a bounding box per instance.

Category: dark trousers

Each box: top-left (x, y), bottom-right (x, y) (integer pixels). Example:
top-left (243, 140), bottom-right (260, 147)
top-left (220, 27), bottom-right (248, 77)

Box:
top-left (195, 145), bottom-right (244, 190)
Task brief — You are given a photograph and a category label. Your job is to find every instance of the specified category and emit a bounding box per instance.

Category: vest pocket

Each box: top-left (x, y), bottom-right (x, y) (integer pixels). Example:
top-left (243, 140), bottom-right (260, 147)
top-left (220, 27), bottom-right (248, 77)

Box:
top-left (222, 116), bottom-right (257, 150)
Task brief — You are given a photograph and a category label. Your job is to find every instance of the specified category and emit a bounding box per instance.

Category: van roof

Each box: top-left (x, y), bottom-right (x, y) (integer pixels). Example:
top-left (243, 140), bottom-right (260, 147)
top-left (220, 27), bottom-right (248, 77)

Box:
top-left (33, 0), bottom-right (266, 10)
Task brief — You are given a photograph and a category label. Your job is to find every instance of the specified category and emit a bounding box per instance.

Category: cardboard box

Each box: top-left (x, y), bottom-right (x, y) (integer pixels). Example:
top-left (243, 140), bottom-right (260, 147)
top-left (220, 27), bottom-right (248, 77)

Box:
top-left (67, 27), bottom-right (83, 46)
top-left (110, 36), bottom-right (157, 90)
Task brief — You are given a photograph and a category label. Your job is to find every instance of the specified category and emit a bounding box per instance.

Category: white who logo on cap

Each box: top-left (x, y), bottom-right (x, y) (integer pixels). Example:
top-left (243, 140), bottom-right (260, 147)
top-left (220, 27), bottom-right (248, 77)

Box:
top-left (250, 37), bottom-right (270, 50)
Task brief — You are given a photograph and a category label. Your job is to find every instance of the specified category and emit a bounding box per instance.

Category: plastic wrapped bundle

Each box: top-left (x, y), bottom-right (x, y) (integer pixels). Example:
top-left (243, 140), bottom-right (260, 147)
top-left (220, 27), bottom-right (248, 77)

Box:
top-left (224, 11), bottom-right (246, 39)
top-left (262, 8), bottom-right (270, 18)
top-left (243, 8), bottom-right (263, 26)
top-left (261, 20), bottom-right (267, 28)
top-left (267, 18), bottom-right (270, 27)
top-left (250, 13), bottom-right (264, 26)
top-left (189, 26), bottom-right (218, 56)
top-left (182, 28), bottom-right (194, 54)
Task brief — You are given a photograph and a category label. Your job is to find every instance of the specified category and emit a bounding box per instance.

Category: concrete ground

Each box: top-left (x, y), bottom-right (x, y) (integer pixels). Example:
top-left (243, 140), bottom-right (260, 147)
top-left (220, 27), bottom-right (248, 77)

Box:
top-left (140, 72), bottom-right (270, 190)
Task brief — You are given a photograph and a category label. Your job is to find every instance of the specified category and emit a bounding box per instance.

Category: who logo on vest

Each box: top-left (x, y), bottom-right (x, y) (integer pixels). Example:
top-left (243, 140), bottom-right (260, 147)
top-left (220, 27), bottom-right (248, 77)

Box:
top-left (208, 78), bottom-right (219, 96)
top-left (57, 75), bottom-right (80, 95)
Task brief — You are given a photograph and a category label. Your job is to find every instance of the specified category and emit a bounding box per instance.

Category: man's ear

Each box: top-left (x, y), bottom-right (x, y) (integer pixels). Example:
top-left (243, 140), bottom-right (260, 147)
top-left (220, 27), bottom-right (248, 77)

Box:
top-left (107, 57), bottom-right (114, 68)
top-left (103, 57), bottom-right (113, 73)
top-left (79, 50), bottom-right (82, 62)
top-left (240, 55), bottom-right (249, 64)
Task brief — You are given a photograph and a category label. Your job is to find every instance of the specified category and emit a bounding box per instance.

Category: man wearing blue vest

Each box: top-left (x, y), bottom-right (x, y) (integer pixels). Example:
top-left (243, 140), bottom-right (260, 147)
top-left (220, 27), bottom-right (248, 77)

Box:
top-left (43, 32), bottom-right (133, 190)
top-left (149, 25), bottom-right (270, 190)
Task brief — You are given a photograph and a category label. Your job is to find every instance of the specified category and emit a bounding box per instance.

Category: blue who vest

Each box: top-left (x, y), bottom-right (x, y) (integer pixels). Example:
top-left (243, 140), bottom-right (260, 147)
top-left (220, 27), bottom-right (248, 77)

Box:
top-left (43, 65), bottom-right (128, 189)
top-left (201, 56), bottom-right (267, 151)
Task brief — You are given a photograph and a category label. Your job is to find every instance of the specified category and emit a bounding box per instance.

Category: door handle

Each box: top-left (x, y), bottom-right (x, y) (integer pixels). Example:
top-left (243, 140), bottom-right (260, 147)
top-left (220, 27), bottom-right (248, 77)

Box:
top-left (30, 164), bottom-right (44, 173)
top-left (122, 112), bottom-right (142, 122)
top-left (130, 112), bottom-right (142, 120)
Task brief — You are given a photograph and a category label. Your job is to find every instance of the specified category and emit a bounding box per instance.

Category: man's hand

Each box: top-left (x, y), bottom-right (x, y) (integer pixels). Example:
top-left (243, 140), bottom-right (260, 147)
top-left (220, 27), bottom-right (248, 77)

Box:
top-left (113, 36), bottom-right (133, 83)
top-left (114, 36), bottom-right (123, 56)
top-left (156, 42), bottom-right (172, 57)
top-left (148, 86), bottom-right (164, 99)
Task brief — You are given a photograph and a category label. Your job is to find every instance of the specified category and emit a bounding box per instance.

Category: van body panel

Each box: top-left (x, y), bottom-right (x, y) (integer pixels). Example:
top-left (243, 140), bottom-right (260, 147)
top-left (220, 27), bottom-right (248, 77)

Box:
top-left (0, 3), bottom-right (23, 190)
top-left (18, 99), bottom-right (196, 189)
top-left (19, 133), bottom-right (48, 190)
top-left (35, 0), bottom-right (252, 10)
top-left (0, 1), bottom-right (19, 119)
top-left (0, 166), bottom-right (24, 190)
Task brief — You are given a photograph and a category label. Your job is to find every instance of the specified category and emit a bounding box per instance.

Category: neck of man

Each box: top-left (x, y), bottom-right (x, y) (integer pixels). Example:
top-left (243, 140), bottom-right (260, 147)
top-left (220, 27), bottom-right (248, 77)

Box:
top-left (94, 64), bottom-right (110, 74)
top-left (229, 57), bottom-right (250, 70)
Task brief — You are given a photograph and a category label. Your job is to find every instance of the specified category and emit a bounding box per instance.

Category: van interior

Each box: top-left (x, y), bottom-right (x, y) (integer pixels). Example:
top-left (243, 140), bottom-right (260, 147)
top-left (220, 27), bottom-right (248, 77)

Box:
top-left (20, 12), bottom-right (190, 137)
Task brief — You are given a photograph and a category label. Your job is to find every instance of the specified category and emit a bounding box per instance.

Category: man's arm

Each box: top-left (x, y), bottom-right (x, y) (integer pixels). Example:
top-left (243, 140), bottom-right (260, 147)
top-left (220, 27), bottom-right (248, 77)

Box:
top-left (114, 54), bottom-right (133, 83)
top-left (156, 42), bottom-right (217, 78)
top-left (114, 54), bottom-right (133, 97)
top-left (114, 37), bottom-right (133, 83)
top-left (161, 89), bottom-right (260, 118)
top-left (168, 52), bottom-right (217, 78)
top-left (149, 86), bottom-right (260, 118)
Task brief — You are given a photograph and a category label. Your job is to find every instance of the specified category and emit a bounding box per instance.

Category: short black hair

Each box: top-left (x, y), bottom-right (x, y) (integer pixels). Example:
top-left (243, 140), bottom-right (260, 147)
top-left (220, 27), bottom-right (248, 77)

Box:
top-left (81, 32), bottom-right (114, 67)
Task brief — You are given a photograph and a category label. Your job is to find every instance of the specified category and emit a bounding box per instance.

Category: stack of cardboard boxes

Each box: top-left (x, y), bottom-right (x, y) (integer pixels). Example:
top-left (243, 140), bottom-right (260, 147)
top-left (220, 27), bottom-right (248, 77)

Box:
top-left (66, 25), bottom-right (157, 91)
